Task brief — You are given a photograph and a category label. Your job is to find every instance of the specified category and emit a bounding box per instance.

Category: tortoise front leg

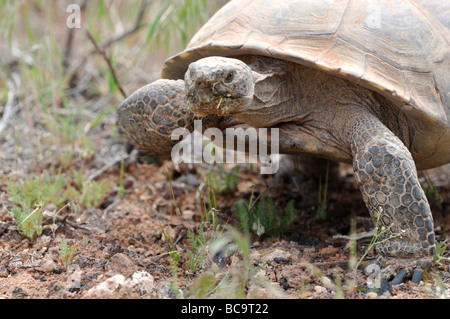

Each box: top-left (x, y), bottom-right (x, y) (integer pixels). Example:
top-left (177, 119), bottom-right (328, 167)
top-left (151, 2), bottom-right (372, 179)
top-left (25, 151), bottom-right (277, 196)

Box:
top-left (349, 114), bottom-right (436, 285)
top-left (117, 79), bottom-right (192, 159)
top-left (117, 79), bottom-right (225, 160)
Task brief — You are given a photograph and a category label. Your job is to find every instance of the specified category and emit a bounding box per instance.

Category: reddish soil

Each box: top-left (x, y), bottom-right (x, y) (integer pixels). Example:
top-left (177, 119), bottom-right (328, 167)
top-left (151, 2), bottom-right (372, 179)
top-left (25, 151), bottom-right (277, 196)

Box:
top-left (1, 153), bottom-right (449, 299)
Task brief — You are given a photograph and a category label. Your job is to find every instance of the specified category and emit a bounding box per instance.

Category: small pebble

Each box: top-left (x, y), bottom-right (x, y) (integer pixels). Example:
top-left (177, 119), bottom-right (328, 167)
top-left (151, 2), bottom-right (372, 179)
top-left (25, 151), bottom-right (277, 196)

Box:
top-left (314, 285), bottom-right (327, 294)
top-left (366, 292), bottom-right (378, 299)
top-left (182, 210), bottom-right (195, 220)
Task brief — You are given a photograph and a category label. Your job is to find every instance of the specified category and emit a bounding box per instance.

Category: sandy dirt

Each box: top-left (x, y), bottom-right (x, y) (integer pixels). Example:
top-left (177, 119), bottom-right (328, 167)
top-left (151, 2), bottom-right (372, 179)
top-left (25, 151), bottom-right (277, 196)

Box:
top-left (1, 150), bottom-right (449, 299)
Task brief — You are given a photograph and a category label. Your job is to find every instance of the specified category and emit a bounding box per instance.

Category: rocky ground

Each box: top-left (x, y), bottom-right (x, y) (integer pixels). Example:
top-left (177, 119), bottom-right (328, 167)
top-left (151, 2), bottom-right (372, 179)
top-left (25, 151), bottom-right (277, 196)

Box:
top-left (1, 151), bottom-right (449, 299)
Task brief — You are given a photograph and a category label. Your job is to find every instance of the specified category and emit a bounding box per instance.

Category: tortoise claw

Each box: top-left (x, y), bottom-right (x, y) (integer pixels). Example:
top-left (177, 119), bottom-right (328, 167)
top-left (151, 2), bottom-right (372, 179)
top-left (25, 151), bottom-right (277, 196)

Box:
top-left (390, 269), bottom-right (407, 285)
top-left (376, 278), bottom-right (391, 296)
top-left (366, 263), bottom-right (427, 296)
top-left (411, 268), bottom-right (424, 284)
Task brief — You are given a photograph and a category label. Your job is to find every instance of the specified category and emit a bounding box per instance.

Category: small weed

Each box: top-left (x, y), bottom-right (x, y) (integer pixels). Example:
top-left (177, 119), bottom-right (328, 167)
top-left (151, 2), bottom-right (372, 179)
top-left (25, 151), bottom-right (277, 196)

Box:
top-left (118, 156), bottom-right (125, 197)
top-left (169, 257), bottom-right (182, 299)
top-left (7, 171), bottom-right (110, 240)
top-left (317, 161), bottom-right (329, 219)
top-left (9, 204), bottom-right (45, 241)
top-left (197, 170), bottom-right (223, 231)
top-left (433, 241), bottom-right (450, 266)
top-left (420, 171), bottom-right (443, 203)
top-left (58, 237), bottom-right (78, 271)
top-left (68, 175), bottom-right (111, 209)
top-left (185, 206), bottom-right (227, 274)
top-left (180, 172), bottom-right (228, 273)
top-left (201, 164), bottom-right (239, 194)
top-left (166, 169), bottom-right (225, 273)
top-left (187, 226), bottom-right (251, 298)
top-left (198, 178), bottom-right (217, 219)
top-left (234, 193), bottom-right (296, 237)
top-left (167, 170), bottom-right (181, 217)
top-left (188, 270), bottom-right (218, 299)
top-left (433, 273), bottom-right (450, 299)
top-left (198, 177), bottom-right (220, 230)
top-left (82, 235), bottom-right (90, 246)
top-left (7, 174), bottom-right (67, 209)
top-left (185, 227), bottom-right (207, 273)
top-left (8, 171), bottom-right (110, 212)
top-left (160, 223), bottom-right (180, 262)
top-left (188, 226), bottom-right (284, 299)
top-left (347, 207), bottom-right (403, 293)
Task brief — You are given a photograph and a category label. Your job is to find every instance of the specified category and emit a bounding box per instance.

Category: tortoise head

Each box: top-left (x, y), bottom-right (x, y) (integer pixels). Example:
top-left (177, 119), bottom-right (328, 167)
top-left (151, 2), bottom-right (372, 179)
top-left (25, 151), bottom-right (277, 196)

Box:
top-left (185, 56), bottom-right (255, 117)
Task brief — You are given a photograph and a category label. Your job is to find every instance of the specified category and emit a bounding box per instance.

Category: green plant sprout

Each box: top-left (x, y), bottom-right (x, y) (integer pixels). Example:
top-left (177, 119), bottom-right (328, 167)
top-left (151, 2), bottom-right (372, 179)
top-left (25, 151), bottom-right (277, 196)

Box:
top-left (198, 176), bottom-right (219, 229)
top-left (188, 226), bottom-right (284, 299)
top-left (185, 206), bottom-right (228, 274)
top-left (185, 227), bottom-right (207, 273)
top-left (234, 192), bottom-right (296, 237)
top-left (160, 223), bottom-right (180, 262)
top-left (179, 172), bottom-right (229, 274)
top-left (7, 172), bottom-right (110, 241)
top-left (433, 241), bottom-right (450, 266)
top-left (167, 170), bottom-right (181, 217)
top-left (118, 156), bottom-right (125, 197)
top-left (165, 168), bottom-right (226, 273)
top-left (198, 178), bottom-right (217, 219)
top-left (317, 161), bottom-right (330, 219)
top-left (59, 237), bottom-right (78, 271)
top-left (420, 171), bottom-right (443, 203)
top-left (8, 172), bottom-right (110, 211)
top-left (201, 164), bottom-right (240, 195)
top-left (9, 203), bottom-right (45, 241)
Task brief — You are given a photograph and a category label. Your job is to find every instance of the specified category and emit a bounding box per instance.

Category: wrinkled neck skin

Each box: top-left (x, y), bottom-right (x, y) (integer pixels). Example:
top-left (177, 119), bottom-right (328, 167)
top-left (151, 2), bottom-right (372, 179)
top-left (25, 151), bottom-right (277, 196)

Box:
top-left (233, 55), bottom-right (412, 161)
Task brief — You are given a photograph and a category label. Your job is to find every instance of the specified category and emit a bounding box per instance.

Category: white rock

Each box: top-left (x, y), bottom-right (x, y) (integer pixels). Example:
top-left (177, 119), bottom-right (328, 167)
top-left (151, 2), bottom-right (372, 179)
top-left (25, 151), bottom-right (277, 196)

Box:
top-left (125, 271), bottom-right (154, 296)
top-left (85, 272), bottom-right (155, 298)
top-left (182, 210), bottom-right (195, 220)
top-left (366, 292), bottom-right (378, 299)
top-left (260, 249), bottom-right (291, 262)
top-left (35, 256), bottom-right (57, 273)
top-left (314, 285), bottom-right (327, 295)
top-left (86, 274), bottom-right (126, 297)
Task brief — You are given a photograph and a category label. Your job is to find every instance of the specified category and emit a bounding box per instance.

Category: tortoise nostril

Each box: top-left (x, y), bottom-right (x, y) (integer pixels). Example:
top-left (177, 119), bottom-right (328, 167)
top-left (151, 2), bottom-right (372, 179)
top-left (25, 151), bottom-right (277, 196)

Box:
top-left (195, 79), bottom-right (209, 89)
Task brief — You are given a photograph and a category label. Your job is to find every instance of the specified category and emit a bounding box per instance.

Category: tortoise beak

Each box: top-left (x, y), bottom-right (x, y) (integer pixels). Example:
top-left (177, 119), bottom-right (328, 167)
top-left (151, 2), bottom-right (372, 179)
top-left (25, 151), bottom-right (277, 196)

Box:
top-left (213, 82), bottom-right (233, 97)
top-left (193, 88), bottom-right (214, 103)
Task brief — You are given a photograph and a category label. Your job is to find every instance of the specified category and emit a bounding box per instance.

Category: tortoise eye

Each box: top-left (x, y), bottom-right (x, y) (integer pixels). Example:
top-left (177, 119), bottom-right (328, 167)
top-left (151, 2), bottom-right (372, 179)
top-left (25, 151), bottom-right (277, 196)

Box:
top-left (224, 72), bottom-right (234, 83)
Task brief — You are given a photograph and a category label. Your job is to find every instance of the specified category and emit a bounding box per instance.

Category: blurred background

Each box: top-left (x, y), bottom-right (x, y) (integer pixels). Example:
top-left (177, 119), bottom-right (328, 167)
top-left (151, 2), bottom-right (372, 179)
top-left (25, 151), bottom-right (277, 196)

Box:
top-left (0, 0), bottom-right (225, 174)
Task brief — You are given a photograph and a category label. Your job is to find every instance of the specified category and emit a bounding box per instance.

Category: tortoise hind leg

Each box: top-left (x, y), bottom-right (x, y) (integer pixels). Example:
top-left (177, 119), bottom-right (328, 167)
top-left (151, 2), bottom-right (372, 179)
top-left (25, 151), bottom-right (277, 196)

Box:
top-left (349, 114), bottom-right (436, 284)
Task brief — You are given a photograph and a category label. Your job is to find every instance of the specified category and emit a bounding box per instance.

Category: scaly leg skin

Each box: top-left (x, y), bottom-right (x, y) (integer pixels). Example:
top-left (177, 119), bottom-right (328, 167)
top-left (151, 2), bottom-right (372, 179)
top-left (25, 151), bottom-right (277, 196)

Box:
top-left (350, 114), bottom-right (436, 286)
top-left (117, 79), bottom-right (192, 159)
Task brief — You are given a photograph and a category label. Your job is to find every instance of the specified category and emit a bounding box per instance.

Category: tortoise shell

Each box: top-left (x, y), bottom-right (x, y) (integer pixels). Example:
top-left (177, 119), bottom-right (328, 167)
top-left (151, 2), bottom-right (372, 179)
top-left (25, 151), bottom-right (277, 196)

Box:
top-left (161, 0), bottom-right (450, 169)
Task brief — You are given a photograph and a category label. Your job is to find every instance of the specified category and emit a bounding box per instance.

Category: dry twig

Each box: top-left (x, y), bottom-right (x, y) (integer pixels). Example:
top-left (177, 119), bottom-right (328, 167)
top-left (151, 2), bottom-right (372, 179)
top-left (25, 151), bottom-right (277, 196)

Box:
top-left (86, 30), bottom-right (127, 98)
top-left (66, 0), bottom-right (151, 90)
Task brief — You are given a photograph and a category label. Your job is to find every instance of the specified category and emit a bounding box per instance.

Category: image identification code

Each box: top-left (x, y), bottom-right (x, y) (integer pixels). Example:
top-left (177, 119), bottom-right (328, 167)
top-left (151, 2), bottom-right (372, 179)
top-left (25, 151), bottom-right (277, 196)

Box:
top-left (181, 303), bottom-right (269, 316)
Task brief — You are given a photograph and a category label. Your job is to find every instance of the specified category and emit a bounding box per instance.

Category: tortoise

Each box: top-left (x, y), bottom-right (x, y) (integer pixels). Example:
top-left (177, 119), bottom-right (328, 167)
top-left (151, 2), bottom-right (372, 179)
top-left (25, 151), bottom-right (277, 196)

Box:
top-left (118, 0), bottom-right (450, 285)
